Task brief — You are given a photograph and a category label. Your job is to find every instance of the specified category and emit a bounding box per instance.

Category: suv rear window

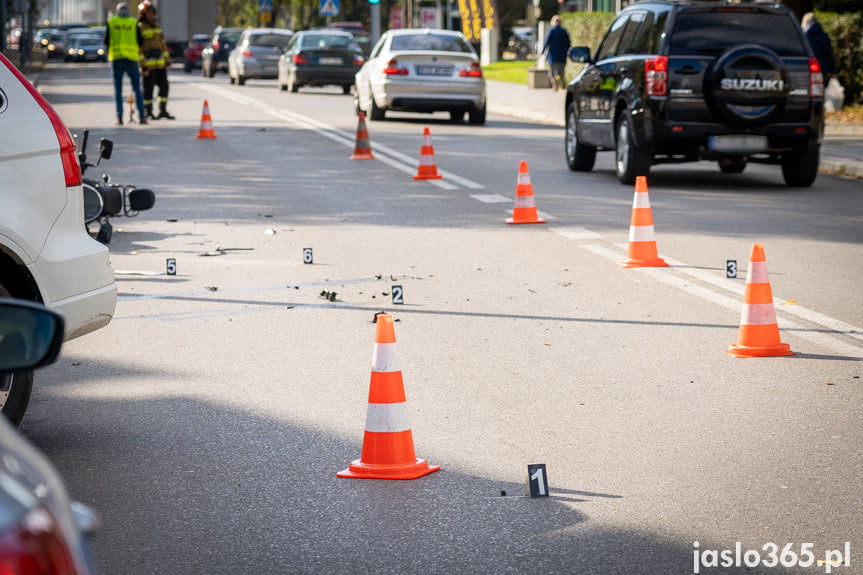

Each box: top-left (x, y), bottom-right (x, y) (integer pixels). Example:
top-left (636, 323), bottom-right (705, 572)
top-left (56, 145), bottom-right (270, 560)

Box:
top-left (669, 8), bottom-right (808, 57)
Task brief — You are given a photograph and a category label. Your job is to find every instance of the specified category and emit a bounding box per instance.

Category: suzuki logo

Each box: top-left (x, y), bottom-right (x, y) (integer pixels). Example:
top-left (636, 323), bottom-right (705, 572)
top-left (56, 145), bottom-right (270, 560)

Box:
top-left (720, 78), bottom-right (785, 92)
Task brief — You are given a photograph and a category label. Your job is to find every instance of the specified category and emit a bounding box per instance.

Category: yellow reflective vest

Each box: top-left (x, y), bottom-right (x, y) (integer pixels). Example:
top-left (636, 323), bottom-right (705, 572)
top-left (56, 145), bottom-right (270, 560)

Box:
top-left (107, 15), bottom-right (140, 61)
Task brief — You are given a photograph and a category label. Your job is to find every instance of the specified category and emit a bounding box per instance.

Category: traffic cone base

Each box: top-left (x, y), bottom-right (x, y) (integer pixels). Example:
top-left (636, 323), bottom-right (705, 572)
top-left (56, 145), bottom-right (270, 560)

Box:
top-left (413, 127), bottom-right (442, 180)
top-left (337, 313), bottom-right (440, 480)
top-left (506, 160), bottom-right (545, 224)
top-left (726, 342), bottom-right (793, 358)
top-left (506, 215), bottom-right (545, 224)
top-left (617, 254), bottom-right (668, 268)
top-left (350, 112), bottom-right (374, 160)
top-left (338, 455), bottom-right (440, 480)
top-left (618, 176), bottom-right (666, 267)
top-left (726, 243), bottom-right (793, 358)
top-left (196, 100), bottom-right (217, 139)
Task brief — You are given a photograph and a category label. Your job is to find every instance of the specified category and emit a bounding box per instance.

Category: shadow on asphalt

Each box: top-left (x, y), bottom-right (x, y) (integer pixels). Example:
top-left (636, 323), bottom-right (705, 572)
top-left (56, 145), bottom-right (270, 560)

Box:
top-left (24, 355), bottom-right (805, 574)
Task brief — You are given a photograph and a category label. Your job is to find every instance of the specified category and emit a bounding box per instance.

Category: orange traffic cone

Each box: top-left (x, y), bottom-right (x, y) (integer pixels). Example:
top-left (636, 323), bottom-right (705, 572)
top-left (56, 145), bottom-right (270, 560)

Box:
top-left (726, 243), bottom-right (793, 358)
top-left (506, 160), bottom-right (545, 224)
top-left (617, 176), bottom-right (667, 267)
top-left (413, 127), bottom-right (442, 180)
top-left (196, 100), bottom-right (217, 139)
top-left (350, 112), bottom-right (374, 160)
top-left (337, 313), bottom-right (440, 480)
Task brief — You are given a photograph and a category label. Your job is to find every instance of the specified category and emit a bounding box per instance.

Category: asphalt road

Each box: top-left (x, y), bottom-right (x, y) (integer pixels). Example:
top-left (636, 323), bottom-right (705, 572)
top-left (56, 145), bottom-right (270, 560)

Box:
top-left (22, 62), bottom-right (863, 575)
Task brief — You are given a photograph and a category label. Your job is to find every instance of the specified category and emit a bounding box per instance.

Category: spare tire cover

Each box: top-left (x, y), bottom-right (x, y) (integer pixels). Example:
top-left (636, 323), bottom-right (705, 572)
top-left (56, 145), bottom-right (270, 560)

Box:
top-left (706, 44), bottom-right (789, 128)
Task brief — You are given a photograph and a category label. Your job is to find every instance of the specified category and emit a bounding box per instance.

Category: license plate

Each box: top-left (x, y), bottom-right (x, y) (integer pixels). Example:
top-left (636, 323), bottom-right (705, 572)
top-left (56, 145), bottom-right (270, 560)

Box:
top-left (319, 57), bottom-right (343, 65)
top-left (708, 135), bottom-right (768, 153)
top-left (416, 65), bottom-right (452, 76)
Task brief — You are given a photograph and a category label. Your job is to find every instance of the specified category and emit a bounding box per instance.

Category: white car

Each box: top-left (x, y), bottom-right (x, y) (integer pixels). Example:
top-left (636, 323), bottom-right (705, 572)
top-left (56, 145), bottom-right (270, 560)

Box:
top-left (0, 53), bottom-right (117, 424)
top-left (354, 28), bottom-right (487, 124)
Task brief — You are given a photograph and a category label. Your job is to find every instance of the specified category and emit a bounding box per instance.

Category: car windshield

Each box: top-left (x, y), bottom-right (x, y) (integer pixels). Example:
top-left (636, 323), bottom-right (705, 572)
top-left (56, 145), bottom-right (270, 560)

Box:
top-left (73, 36), bottom-right (102, 45)
top-left (250, 33), bottom-right (291, 48)
top-left (220, 31), bottom-right (242, 44)
top-left (390, 33), bottom-right (472, 53)
top-left (300, 34), bottom-right (357, 51)
top-left (669, 9), bottom-right (808, 57)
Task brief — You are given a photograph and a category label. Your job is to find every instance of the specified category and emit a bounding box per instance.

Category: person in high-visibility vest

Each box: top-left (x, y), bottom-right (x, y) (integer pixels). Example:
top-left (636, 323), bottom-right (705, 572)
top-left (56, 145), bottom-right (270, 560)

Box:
top-left (105, 2), bottom-right (147, 125)
top-left (138, 1), bottom-right (175, 120)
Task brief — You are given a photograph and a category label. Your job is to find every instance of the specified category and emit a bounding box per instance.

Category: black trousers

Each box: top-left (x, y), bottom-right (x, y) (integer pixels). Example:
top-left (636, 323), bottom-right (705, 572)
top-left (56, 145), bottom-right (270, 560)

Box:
top-left (142, 68), bottom-right (169, 106)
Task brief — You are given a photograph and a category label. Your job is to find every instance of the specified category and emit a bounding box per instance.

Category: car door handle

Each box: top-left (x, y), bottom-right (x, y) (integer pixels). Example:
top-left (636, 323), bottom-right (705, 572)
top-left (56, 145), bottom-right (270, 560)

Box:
top-left (676, 67), bottom-right (699, 75)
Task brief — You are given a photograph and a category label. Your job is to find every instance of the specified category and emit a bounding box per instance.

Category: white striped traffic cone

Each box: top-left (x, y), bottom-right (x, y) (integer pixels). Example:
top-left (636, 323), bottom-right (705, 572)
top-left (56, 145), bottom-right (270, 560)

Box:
top-left (337, 313), bottom-right (440, 480)
top-left (726, 243), bottom-right (793, 358)
top-left (196, 100), bottom-right (217, 139)
top-left (413, 127), bottom-right (442, 180)
top-left (506, 160), bottom-right (545, 224)
top-left (617, 176), bottom-right (667, 267)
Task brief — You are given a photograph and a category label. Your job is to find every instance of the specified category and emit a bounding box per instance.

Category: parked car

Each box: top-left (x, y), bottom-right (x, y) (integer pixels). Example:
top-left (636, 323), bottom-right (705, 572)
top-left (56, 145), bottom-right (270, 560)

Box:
top-left (228, 28), bottom-right (294, 86)
top-left (507, 26), bottom-right (534, 60)
top-left (278, 30), bottom-right (364, 94)
top-left (564, 0), bottom-right (825, 186)
top-left (354, 28), bottom-right (486, 124)
top-left (0, 299), bottom-right (100, 574)
top-left (183, 33), bottom-right (210, 72)
top-left (64, 34), bottom-right (107, 62)
top-left (0, 52), bottom-right (117, 424)
top-left (201, 26), bottom-right (243, 77)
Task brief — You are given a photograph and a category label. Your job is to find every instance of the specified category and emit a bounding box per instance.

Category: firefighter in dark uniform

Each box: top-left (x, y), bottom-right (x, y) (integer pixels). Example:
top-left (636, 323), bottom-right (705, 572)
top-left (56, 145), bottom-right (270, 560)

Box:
top-left (137, 1), bottom-right (174, 120)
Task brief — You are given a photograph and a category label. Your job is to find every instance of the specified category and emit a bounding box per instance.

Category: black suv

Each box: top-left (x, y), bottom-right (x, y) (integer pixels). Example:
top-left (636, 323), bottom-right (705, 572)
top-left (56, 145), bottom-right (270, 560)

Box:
top-left (565, 1), bottom-right (825, 186)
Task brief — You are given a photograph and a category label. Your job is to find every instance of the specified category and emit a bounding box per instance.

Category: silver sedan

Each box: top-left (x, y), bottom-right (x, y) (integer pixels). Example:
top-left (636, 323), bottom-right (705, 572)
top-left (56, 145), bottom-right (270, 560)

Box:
top-left (228, 28), bottom-right (294, 86)
top-left (354, 28), bottom-right (486, 124)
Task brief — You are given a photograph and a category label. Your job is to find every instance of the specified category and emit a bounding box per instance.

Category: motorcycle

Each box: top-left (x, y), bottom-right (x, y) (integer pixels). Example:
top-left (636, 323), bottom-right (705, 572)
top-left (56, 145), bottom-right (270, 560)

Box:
top-left (77, 129), bottom-right (155, 244)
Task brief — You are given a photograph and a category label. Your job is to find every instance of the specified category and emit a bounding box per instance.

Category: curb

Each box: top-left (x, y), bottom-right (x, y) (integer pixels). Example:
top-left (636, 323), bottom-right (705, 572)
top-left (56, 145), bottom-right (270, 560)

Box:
top-left (820, 156), bottom-right (863, 179)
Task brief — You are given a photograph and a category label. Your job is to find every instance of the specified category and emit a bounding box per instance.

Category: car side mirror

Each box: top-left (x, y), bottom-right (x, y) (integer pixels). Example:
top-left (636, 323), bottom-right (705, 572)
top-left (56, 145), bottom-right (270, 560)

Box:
top-left (0, 301), bottom-right (65, 373)
top-left (568, 46), bottom-right (591, 63)
top-left (99, 138), bottom-right (113, 160)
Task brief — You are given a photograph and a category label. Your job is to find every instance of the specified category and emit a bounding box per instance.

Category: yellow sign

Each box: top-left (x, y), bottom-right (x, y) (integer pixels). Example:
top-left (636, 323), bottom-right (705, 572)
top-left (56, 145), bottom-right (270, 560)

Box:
top-left (457, 0), bottom-right (498, 42)
top-left (260, 11), bottom-right (272, 23)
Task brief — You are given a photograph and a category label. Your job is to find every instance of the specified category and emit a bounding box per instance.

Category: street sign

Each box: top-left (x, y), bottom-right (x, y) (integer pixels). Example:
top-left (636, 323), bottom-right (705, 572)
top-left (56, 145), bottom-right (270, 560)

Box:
top-left (258, 0), bottom-right (273, 11)
top-left (320, 0), bottom-right (339, 17)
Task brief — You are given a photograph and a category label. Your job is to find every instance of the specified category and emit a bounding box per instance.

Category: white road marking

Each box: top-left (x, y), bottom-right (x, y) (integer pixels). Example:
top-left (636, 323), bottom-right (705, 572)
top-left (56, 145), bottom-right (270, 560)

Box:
top-left (191, 82), bottom-right (861, 357)
top-left (551, 226), bottom-right (604, 240)
top-left (583, 243), bottom-right (863, 358)
top-left (192, 83), bottom-right (483, 191)
top-left (470, 194), bottom-right (512, 203)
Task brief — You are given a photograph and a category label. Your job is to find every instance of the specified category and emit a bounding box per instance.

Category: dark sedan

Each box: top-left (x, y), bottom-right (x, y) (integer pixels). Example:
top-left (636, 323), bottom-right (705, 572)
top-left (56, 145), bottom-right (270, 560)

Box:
top-left (278, 30), bottom-right (364, 94)
top-left (64, 34), bottom-right (107, 62)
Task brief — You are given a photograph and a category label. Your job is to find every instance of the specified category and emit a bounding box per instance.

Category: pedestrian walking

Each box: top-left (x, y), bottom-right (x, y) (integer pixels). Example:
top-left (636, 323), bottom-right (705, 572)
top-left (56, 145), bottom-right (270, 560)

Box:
top-left (105, 2), bottom-right (147, 125)
top-left (542, 15), bottom-right (571, 91)
top-left (801, 12), bottom-right (836, 79)
top-left (138, 0), bottom-right (175, 120)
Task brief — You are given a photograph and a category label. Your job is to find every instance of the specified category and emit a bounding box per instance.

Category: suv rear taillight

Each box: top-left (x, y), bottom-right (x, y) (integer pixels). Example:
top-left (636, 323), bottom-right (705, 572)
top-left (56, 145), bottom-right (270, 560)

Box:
top-left (645, 56), bottom-right (668, 97)
top-left (809, 57), bottom-right (824, 98)
top-left (0, 507), bottom-right (77, 574)
top-left (0, 53), bottom-right (82, 187)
